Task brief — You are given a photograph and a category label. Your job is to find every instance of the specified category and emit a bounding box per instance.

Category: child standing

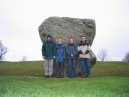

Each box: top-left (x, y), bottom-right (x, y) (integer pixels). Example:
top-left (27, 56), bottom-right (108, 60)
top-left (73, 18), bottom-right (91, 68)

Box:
top-left (66, 37), bottom-right (78, 78)
top-left (55, 38), bottom-right (66, 78)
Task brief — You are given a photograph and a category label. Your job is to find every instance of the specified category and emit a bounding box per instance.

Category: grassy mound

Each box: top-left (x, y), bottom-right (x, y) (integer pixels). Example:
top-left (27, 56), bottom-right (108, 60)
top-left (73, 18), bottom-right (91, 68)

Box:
top-left (0, 61), bottom-right (129, 97)
top-left (0, 61), bottom-right (129, 77)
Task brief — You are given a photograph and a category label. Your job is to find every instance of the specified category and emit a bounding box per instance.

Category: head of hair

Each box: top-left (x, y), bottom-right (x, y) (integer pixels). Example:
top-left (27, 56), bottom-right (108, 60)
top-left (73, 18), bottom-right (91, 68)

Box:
top-left (68, 37), bottom-right (75, 44)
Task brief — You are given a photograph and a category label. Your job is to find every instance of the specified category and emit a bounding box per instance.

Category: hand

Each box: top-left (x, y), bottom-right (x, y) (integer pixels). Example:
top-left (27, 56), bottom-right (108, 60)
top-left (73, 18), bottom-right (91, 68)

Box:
top-left (71, 54), bottom-right (74, 57)
top-left (78, 50), bottom-right (83, 54)
top-left (85, 50), bottom-right (90, 54)
top-left (53, 56), bottom-right (56, 58)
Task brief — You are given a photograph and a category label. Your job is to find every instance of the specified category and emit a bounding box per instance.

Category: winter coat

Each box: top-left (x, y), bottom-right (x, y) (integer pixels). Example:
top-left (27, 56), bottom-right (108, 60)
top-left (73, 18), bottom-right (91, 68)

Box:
top-left (78, 41), bottom-right (91, 59)
top-left (66, 44), bottom-right (78, 59)
top-left (42, 40), bottom-right (55, 59)
top-left (55, 43), bottom-right (65, 62)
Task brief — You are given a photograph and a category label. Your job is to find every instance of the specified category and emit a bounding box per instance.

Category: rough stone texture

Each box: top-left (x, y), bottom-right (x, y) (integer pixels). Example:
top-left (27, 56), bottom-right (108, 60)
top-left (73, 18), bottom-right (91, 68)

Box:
top-left (39, 17), bottom-right (95, 45)
top-left (38, 17), bottom-right (96, 68)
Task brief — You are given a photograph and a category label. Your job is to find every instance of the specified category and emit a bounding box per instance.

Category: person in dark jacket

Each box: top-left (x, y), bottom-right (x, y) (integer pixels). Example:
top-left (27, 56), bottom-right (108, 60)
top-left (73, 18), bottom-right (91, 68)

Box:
top-left (55, 38), bottom-right (65, 78)
top-left (66, 37), bottom-right (78, 77)
top-left (42, 34), bottom-right (55, 78)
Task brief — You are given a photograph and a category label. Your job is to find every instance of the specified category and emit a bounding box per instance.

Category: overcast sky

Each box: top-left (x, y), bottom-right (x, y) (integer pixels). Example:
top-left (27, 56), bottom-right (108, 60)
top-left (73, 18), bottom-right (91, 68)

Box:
top-left (0, 0), bottom-right (129, 61)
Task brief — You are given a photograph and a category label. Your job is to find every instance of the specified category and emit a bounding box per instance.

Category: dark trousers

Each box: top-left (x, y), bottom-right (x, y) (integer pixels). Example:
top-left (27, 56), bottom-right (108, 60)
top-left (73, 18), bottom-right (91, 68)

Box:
top-left (56, 62), bottom-right (64, 78)
top-left (52, 59), bottom-right (57, 77)
top-left (80, 58), bottom-right (90, 77)
top-left (68, 58), bottom-right (76, 77)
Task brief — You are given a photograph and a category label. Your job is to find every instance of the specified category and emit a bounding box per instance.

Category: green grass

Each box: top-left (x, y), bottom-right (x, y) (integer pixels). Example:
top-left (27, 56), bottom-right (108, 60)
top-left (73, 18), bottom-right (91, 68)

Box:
top-left (92, 61), bottom-right (129, 76)
top-left (0, 76), bottom-right (129, 97)
top-left (0, 61), bottom-right (129, 97)
top-left (0, 61), bottom-right (43, 76)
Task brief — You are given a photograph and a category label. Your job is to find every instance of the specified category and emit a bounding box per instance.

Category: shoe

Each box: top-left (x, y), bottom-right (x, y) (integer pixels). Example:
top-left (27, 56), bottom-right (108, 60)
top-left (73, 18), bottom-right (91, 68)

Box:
top-left (85, 74), bottom-right (90, 77)
top-left (81, 75), bottom-right (85, 78)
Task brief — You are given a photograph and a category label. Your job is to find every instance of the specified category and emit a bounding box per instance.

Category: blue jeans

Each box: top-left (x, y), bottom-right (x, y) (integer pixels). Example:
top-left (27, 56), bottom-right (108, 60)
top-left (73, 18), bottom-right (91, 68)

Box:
top-left (68, 58), bottom-right (76, 77)
top-left (80, 58), bottom-right (90, 76)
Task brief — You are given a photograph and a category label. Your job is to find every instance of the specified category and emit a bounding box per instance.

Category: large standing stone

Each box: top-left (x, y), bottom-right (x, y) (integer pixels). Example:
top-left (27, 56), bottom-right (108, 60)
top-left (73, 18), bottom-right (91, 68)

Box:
top-left (38, 17), bottom-right (96, 69)
top-left (39, 17), bottom-right (96, 45)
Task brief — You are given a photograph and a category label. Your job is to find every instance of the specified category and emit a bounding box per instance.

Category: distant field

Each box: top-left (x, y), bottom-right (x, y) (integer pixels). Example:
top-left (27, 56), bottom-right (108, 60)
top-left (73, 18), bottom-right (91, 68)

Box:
top-left (0, 61), bottom-right (129, 97)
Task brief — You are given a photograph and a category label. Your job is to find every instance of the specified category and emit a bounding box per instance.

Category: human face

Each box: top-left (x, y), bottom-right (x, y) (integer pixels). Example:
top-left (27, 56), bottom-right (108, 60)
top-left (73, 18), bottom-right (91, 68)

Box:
top-left (81, 36), bottom-right (86, 42)
top-left (58, 38), bottom-right (62, 44)
top-left (47, 37), bottom-right (51, 41)
top-left (56, 38), bottom-right (59, 43)
top-left (69, 38), bottom-right (74, 44)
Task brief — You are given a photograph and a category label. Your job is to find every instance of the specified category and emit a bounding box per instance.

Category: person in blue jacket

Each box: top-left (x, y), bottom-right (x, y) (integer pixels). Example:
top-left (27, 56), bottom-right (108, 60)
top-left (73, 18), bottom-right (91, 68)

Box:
top-left (66, 37), bottom-right (78, 78)
top-left (55, 38), bottom-right (66, 78)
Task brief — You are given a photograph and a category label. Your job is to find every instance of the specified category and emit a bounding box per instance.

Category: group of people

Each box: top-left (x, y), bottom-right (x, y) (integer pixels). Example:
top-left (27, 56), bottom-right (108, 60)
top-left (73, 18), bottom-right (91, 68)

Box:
top-left (42, 34), bottom-right (91, 78)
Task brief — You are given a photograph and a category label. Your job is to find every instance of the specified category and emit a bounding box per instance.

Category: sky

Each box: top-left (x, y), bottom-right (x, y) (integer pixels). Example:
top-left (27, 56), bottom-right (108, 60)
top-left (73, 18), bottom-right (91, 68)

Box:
top-left (0, 0), bottom-right (129, 61)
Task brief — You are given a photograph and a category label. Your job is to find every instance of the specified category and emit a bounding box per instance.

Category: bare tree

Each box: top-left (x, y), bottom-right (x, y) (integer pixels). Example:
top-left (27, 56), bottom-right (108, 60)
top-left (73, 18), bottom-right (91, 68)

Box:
top-left (97, 49), bottom-right (108, 62)
top-left (22, 56), bottom-right (27, 62)
top-left (124, 52), bottom-right (129, 62)
top-left (0, 41), bottom-right (8, 61)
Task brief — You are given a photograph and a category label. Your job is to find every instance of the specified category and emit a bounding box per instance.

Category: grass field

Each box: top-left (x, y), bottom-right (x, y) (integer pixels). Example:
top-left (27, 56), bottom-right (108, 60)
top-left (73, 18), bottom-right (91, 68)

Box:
top-left (0, 61), bottom-right (129, 97)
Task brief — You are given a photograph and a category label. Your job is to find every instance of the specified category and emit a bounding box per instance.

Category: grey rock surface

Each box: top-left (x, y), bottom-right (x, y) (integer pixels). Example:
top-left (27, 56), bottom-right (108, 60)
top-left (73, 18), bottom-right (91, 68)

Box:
top-left (38, 17), bottom-right (95, 45)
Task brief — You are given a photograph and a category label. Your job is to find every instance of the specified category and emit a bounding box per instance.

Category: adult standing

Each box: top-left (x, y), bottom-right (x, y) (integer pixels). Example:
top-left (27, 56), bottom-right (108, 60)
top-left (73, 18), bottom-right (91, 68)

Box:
top-left (42, 34), bottom-right (55, 78)
top-left (55, 38), bottom-right (66, 78)
top-left (78, 36), bottom-right (91, 78)
top-left (66, 37), bottom-right (78, 78)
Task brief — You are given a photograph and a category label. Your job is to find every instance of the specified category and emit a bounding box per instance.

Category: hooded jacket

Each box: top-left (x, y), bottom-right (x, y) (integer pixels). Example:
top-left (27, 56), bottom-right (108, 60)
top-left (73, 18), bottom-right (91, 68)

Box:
top-left (42, 35), bottom-right (55, 59)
